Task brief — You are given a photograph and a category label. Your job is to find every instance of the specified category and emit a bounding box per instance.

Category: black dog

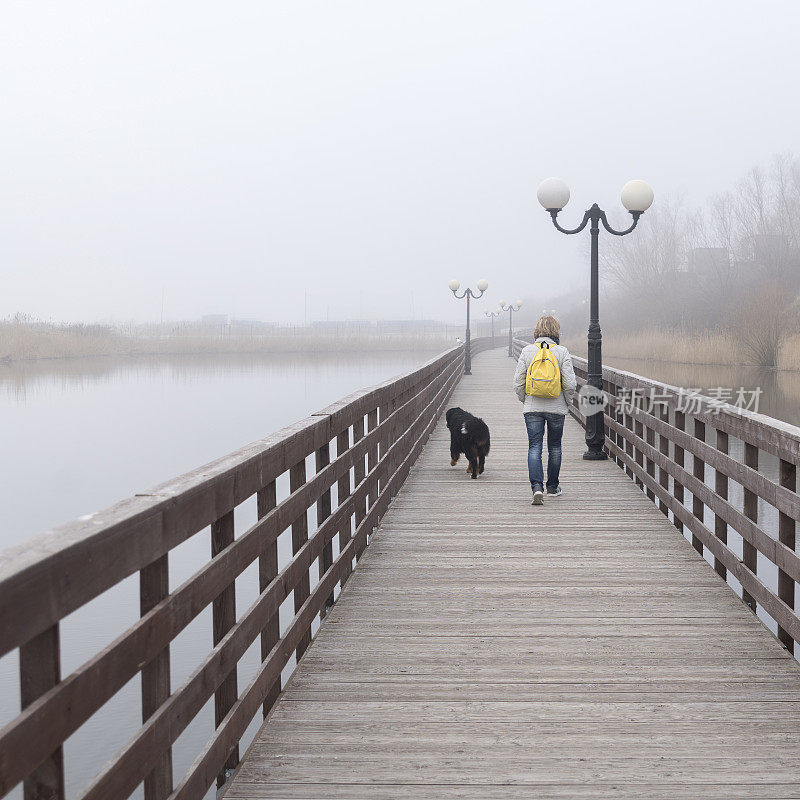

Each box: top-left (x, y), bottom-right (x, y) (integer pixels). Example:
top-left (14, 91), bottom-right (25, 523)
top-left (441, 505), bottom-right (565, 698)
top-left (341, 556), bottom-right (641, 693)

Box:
top-left (446, 407), bottom-right (490, 479)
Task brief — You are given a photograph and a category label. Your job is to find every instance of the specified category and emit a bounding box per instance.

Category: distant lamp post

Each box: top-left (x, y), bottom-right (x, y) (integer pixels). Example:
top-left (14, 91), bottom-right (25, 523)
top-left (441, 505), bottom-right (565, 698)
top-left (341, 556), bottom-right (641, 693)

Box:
top-left (500, 300), bottom-right (523, 358)
top-left (537, 177), bottom-right (653, 460)
top-left (449, 279), bottom-right (488, 375)
top-left (485, 309), bottom-right (502, 347)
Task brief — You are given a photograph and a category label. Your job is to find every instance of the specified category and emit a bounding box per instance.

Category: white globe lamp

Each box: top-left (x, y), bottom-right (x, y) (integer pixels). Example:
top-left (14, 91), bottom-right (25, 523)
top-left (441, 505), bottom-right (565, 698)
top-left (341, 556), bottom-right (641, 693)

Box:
top-left (620, 180), bottom-right (654, 212)
top-left (537, 178), bottom-right (570, 210)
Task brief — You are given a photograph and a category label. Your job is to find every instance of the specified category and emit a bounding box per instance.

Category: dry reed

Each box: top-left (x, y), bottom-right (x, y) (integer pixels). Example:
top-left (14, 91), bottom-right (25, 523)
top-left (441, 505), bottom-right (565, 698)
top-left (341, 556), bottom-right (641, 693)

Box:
top-left (0, 319), bottom-right (457, 363)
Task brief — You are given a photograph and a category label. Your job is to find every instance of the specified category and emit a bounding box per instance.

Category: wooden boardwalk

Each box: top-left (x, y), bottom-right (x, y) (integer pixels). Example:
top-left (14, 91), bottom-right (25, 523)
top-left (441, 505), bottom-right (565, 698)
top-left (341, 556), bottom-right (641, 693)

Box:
top-left (223, 348), bottom-right (800, 799)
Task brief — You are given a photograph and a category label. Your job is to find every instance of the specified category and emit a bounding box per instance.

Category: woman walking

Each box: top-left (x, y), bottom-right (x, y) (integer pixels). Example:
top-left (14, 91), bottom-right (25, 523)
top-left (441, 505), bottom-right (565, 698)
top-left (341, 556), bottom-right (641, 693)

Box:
top-left (512, 315), bottom-right (577, 505)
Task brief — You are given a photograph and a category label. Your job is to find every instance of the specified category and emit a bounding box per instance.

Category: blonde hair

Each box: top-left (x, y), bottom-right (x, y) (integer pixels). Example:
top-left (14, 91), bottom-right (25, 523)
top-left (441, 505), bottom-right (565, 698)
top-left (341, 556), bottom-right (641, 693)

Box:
top-left (533, 315), bottom-right (560, 340)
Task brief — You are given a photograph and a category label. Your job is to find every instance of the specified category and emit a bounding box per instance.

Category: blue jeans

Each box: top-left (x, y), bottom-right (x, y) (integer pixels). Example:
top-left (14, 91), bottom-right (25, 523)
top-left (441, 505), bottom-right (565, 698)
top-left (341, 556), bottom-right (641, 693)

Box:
top-left (524, 412), bottom-right (565, 490)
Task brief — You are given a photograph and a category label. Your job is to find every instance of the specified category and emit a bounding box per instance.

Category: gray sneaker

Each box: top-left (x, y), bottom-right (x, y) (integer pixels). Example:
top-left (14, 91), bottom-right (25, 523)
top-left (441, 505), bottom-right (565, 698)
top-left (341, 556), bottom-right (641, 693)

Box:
top-left (546, 486), bottom-right (562, 497)
top-left (531, 487), bottom-right (544, 505)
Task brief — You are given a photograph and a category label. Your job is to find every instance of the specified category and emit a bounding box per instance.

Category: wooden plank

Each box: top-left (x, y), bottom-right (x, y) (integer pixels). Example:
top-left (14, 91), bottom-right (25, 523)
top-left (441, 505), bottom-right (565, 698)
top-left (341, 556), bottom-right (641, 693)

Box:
top-left (335, 429), bottom-right (353, 587)
top-left (742, 443), bottom-right (759, 612)
top-left (257, 481), bottom-right (280, 718)
top-left (140, 555), bottom-right (172, 800)
top-left (658, 403), bottom-right (670, 517)
top-left (673, 411), bottom-right (686, 535)
top-left (715, 430), bottom-right (729, 581)
top-left (289, 460), bottom-right (311, 661)
top-left (19, 625), bottom-right (65, 800)
top-left (692, 419), bottom-right (705, 555)
top-left (352, 416), bottom-right (367, 561)
top-left (645, 411), bottom-right (656, 502)
top-left (367, 408), bottom-right (378, 518)
top-left (778, 458), bottom-right (797, 651)
top-left (211, 509), bottom-right (239, 787)
top-left (315, 444), bottom-right (334, 618)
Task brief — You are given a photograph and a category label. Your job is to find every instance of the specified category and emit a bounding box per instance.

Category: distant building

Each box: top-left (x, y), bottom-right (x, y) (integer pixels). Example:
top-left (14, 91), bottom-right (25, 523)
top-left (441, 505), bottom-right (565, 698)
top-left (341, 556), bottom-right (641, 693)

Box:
top-left (200, 314), bottom-right (229, 328)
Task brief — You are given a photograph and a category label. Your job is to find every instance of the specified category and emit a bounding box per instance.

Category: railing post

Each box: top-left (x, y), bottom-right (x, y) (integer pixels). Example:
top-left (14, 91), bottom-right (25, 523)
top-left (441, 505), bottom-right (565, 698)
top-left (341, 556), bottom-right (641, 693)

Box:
top-left (673, 411), bottom-right (685, 534)
top-left (289, 459), bottom-right (312, 659)
top-left (211, 509), bottom-right (238, 787)
top-left (367, 408), bottom-right (378, 512)
top-left (742, 443), bottom-right (759, 612)
top-left (692, 420), bottom-right (706, 555)
top-left (609, 382), bottom-right (620, 467)
top-left (257, 481), bottom-right (281, 718)
top-left (633, 414), bottom-right (644, 491)
top-left (315, 444), bottom-right (334, 617)
top-left (657, 404), bottom-right (670, 517)
top-left (336, 429), bottom-right (353, 587)
top-left (778, 458), bottom-right (797, 652)
top-left (367, 408), bottom-right (378, 548)
top-left (377, 404), bottom-right (388, 494)
top-left (624, 401), bottom-right (634, 479)
top-left (353, 415), bottom-right (367, 560)
top-left (20, 625), bottom-right (65, 800)
top-left (140, 554), bottom-right (173, 800)
top-left (714, 430), bottom-right (729, 581)
top-left (645, 412), bottom-right (656, 502)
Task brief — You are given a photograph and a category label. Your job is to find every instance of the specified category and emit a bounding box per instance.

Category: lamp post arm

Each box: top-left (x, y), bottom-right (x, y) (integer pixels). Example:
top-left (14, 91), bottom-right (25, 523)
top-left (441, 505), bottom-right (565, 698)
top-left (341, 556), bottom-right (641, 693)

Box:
top-left (599, 209), bottom-right (642, 236)
top-left (452, 287), bottom-right (486, 300)
top-left (548, 208), bottom-right (592, 235)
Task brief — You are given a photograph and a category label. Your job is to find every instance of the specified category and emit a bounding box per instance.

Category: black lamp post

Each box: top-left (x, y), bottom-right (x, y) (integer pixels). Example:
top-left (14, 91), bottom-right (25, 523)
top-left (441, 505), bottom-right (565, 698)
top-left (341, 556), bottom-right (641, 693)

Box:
top-left (449, 279), bottom-right (488, 375)
top-left (485, 309), bottom-right (502, 348)
top-left (537, 178), bottom-right (654, 460)
top-left (499, 300), bottom-right (522, 358)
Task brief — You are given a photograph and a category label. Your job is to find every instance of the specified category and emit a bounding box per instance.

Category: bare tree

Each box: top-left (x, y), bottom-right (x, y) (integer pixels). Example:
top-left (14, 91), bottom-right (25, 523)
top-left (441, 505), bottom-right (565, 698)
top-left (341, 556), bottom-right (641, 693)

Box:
top-left (592, 153), bottom-right (800, 363)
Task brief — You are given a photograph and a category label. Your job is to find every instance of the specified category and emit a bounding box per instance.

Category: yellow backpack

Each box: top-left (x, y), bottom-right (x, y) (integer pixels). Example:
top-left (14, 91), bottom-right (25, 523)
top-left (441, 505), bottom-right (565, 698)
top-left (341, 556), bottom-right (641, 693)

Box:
top-left (525, 341), bottom-right (562, 398)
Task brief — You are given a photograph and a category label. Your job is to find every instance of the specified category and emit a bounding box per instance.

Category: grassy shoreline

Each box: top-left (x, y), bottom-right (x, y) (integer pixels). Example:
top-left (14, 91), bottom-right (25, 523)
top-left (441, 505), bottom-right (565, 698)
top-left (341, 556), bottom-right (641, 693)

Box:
top-left (0, 320), bottom-right (457, 364)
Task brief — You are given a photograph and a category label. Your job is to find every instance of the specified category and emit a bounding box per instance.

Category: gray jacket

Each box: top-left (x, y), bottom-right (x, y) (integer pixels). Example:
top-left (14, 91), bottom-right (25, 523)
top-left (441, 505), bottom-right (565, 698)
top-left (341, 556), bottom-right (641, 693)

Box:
top-left (513, 337), bottom-right (577, 416)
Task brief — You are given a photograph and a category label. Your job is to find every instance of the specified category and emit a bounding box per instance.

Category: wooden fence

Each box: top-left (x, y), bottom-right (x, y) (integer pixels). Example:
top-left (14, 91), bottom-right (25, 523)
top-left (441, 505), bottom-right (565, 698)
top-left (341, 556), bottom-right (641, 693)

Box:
top-left (513, 337), bottom-right (799, 655)
top-left (0, 339), bottom-right (500, 800)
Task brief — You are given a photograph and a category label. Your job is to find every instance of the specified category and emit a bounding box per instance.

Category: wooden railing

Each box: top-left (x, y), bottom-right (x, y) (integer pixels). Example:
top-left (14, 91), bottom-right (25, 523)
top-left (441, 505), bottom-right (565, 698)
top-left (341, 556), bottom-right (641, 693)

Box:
top-left (513, 337), bottom-right (799, 655)
top-left (0, 339), bottom-right (499, 800)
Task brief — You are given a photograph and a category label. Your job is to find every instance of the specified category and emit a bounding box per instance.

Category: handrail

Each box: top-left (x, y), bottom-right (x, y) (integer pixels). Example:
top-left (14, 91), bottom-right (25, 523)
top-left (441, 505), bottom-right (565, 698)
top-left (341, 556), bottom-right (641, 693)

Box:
top-left (513, 335), bottom-right (799, 654)
top-left (0, 337), bottom-right (501, 800)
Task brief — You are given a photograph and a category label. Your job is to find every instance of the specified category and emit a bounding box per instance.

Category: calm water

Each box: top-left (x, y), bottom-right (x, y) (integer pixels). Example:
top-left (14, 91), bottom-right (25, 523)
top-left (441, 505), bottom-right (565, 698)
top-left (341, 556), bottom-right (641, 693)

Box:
top-left (0, 350), bottom-right (440, 800)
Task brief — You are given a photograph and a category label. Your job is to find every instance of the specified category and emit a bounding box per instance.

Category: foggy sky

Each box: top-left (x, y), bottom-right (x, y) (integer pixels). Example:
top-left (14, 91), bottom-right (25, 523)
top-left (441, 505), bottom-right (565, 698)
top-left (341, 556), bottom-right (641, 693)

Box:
top-left (2, 1), bottom-right (798, 325)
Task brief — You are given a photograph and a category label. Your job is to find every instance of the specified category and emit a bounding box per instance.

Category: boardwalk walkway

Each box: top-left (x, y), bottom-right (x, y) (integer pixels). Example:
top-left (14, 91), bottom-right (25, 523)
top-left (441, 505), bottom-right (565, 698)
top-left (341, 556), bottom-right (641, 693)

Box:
top-left (223, 348), bottom-right (800, 799)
